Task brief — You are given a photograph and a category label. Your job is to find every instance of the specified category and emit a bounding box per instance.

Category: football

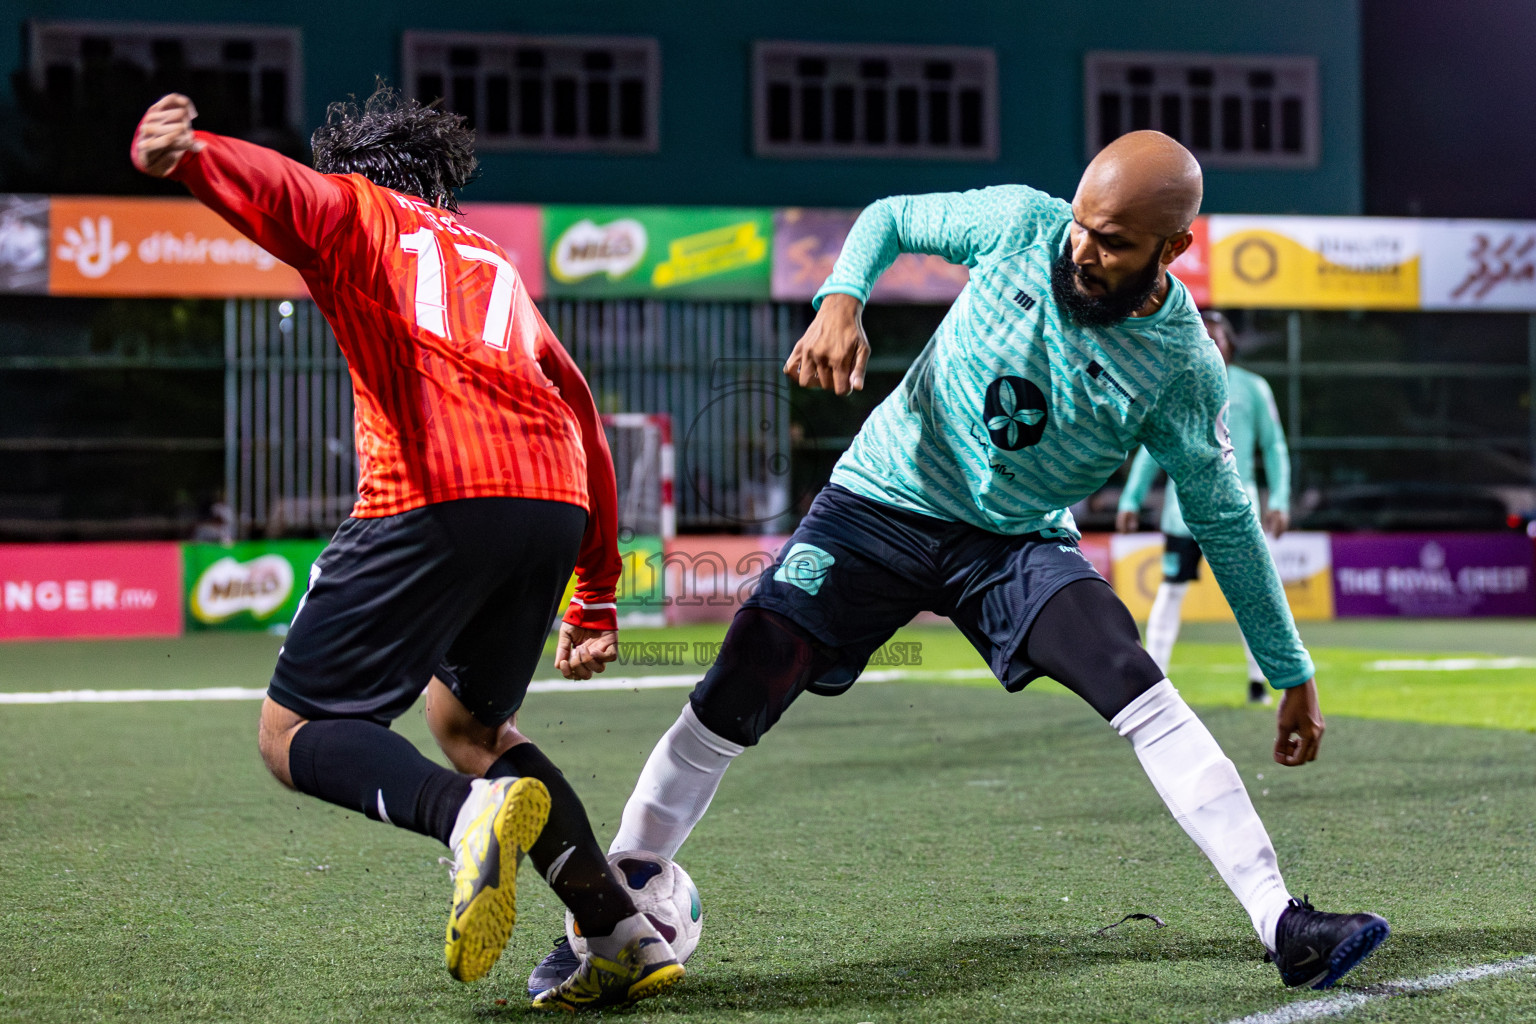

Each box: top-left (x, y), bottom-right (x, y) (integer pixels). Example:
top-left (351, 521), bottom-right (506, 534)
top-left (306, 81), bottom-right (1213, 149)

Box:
top-left (566, 850), bottom-right (703, 962)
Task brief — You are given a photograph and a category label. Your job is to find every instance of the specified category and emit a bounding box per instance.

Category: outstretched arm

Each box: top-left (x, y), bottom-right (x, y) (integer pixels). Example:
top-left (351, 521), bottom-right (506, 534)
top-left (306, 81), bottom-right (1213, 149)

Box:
top-left (538, 336), bottom-right (623, 679)
top-left (1140, 356), bottom-right (1322, 764)
top-left (813, 186), bottom-right (1046, 308)
top-left (791, 185), bottom-right (1061, 396)
top-left (131, 93), bottom-right (352, 267)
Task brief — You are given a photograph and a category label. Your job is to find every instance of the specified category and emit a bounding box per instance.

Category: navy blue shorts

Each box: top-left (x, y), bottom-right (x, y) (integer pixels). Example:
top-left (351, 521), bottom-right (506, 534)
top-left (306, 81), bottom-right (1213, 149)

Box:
top-left (743, 485), bottom-right (1105, 693)
top-left (267, 497), bottom-right (585, 728)
top-left (1162, 534), bottom-right (1204, 583)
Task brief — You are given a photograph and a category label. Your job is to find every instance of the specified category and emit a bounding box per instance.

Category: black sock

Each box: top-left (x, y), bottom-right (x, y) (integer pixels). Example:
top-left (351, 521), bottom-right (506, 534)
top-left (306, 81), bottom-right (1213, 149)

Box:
top-left (486, 743), bottom-right (636, 937)
top-left (288, 718), bottom-right (472, 846)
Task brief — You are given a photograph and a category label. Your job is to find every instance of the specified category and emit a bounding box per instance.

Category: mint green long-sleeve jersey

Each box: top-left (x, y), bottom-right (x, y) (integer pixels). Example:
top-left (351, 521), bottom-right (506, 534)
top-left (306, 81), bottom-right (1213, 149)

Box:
top-left (1118, 365), bottom-right (1291, 537)
top-left (815, 185), bottom-right (1314, 687)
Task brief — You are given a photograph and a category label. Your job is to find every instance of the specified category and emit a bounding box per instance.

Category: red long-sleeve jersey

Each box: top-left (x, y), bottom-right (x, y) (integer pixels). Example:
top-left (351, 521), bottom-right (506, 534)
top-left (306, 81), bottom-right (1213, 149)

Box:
top-left (163, 131), bottom-right (620, 629)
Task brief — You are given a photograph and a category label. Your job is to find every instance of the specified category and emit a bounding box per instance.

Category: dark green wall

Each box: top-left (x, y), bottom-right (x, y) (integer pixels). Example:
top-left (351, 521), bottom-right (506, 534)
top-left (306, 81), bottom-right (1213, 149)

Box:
top-left (2, 0), bottom-right (1362, 212)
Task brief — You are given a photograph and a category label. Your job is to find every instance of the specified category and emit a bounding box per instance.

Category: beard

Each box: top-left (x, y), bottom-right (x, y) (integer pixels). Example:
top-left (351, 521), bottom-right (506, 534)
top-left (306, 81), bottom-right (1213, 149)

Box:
top-left (1049, 241), bottom-right (1165, 327)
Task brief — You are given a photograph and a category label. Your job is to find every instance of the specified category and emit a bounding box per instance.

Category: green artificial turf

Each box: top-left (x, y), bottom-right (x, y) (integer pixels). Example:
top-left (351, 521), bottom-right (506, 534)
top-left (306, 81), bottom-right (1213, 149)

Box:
top-left (1, 621), bottom-right (1533, 1021)
top-left (5, 620), bottom-right (1533, 734)
top-left (2, 651), bottom-right (1535, 1022)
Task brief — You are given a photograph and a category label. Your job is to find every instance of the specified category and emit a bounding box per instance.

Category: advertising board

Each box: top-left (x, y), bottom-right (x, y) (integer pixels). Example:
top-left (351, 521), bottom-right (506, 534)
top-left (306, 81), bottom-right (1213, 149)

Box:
top-left (0, 543), bottom-right (182, 640)
top-left (183, 541), bottom-right (327, 631)
top-left (1332, 533), bottom-right (1535, 617)
top-left (459, 203), bottom-right (545, 300)
top-left (49, 197), bottom-right (306, 298)
top-left (1419, 220), bottom-right (1536, 311)
top-left (0, 194), bottom-right (49, 293)
top-left (545, 206), bottom-right (773, 300)
top-left (1111, 531), bottom-right (1335, 623)
top-left (1209, 216), bottom-right (1421, 310)
top-left (770, 207), bottom-right (970, 304)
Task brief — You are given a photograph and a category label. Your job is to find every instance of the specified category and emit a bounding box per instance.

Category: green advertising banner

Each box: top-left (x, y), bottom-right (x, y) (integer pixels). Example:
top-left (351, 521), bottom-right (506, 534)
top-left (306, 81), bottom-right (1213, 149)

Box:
top-left (544, 206), bottom-right (773, 299)
top-left (559, 534), bottom-right (666, 628)
top-left (183, 540), bottom-right (326, 631)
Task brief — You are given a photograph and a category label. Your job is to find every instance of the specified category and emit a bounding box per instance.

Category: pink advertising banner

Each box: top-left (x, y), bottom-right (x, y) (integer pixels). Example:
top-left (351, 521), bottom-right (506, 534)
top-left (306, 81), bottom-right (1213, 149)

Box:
top-left (772, 208), bottom-right (969, 303)
top-left (458, 203), bottom-right (545, 300)
top-left (0, 543), bottom-right (183, 640)
top-left (662, 535), bottom-right (791, 625)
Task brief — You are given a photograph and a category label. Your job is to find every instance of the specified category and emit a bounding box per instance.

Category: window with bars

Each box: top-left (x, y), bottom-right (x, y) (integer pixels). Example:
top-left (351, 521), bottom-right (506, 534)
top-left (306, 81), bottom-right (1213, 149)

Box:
top-left (403, 32), bottom-right (659, 153)
top-left (27, 20), bottom-right (301, 132)
top-left (753, 42), bottom-right (996, 160)
top-left (1084, 52), bottom-right (1319, 169)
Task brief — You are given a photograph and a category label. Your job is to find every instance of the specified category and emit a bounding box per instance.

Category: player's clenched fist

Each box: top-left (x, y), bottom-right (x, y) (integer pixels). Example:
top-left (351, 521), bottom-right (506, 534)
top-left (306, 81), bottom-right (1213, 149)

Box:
top-left (131, 94), bottom-right (204, 177)
top-left (783, 292), bottom-right (871, 396)
top-left (555, 623), bottom-right (619, 681)
top-left (1273, 678), bottom-right (1325, 766)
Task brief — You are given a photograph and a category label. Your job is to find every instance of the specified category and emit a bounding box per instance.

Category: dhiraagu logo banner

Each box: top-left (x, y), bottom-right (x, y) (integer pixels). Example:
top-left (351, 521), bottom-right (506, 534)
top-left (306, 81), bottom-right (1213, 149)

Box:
top-left (545, 206), bottom-right (772, 299)
top-left (183, 540), bottom-right (326, 631)
top-left (1209, 216), bottom-right (1422, 309)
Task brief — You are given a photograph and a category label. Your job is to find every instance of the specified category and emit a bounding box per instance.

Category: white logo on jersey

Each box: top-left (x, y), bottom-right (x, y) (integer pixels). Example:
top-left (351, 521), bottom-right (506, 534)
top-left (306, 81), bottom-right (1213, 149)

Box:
top-left (1215, 401), bottom-right (1235, 463)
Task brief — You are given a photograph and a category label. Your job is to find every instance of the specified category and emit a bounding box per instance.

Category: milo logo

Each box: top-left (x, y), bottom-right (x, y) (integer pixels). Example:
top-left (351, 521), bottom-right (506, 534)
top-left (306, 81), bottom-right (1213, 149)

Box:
top-left (550, 218), bottom-right (648, 283)
top-left (191, 554), bottom-right (295, 623)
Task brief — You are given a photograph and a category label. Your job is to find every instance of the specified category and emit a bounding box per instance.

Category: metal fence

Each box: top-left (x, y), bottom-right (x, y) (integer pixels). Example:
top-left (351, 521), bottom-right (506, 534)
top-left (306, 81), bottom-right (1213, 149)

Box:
top-left (1234, 310), bottom-right (1536, 501)
top-left (544, 299), bottom-right (805, 532)
top-left (223, 300), bottom-right (1536, 540)
top-left (225, 299), bottom-right (357, 538)
top-left (224, 298), bottom-right (804, 539)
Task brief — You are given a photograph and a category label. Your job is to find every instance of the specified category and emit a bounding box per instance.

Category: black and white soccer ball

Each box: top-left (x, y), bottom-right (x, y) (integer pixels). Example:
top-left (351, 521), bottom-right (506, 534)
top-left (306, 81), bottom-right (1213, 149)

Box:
top-left (565, 850), bottom-right (703, 962)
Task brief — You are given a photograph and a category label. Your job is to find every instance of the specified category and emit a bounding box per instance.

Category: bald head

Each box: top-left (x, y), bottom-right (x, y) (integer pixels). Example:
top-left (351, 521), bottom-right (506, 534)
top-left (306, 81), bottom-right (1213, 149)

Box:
top-left (1076, 131), bottom-right (1203, 236)
top-left (1056, 132), bottom-right (1203, 323)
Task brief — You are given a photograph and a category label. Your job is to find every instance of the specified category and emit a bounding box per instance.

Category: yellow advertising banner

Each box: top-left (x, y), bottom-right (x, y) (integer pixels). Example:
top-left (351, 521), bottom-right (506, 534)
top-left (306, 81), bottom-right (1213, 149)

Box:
top-left (1110, 532), bottom-right (1334, 623)
top-left (1208, 215), bottom-right (1421, 309)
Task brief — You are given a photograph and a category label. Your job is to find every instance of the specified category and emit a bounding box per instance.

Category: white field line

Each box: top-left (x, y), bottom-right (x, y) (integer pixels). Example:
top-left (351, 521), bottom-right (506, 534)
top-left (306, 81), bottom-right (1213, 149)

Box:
top-left (0, 668), bottom-right (997, 706)
top-left (1365, 657), bottom-right (1536, 671)
top-left (1221, 954), bottom-right (1536, 1024)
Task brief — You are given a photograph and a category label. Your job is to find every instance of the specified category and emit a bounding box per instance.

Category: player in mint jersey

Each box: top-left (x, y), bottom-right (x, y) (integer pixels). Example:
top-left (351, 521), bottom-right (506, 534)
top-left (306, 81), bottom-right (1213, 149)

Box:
top-left (529, 132), bottom-right (1388, 995)
top-left (1117, 310), bottom-right (1292, 704)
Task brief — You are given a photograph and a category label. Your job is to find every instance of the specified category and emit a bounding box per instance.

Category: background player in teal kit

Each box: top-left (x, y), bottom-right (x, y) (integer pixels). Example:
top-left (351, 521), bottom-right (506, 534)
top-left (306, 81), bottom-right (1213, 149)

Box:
top-left (1117, 310), bottom-right (1292, 704)
top-left (531, 131), bottom-right (1389, 996)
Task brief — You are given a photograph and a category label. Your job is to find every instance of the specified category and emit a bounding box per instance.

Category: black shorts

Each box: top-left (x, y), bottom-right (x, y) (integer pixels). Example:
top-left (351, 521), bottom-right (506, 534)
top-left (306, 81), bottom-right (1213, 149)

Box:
top-left (743, 485), bottom-right (1105, 693)
top-left (267, 497), bottom-right (586, 728)
top-left (1162, 533), bottom-right (1204, 583)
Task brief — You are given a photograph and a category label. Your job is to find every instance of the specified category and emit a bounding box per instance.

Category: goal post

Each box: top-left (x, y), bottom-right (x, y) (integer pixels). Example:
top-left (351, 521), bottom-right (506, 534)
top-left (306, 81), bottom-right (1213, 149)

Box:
top-left (598, 413), bottom-right (672, 628)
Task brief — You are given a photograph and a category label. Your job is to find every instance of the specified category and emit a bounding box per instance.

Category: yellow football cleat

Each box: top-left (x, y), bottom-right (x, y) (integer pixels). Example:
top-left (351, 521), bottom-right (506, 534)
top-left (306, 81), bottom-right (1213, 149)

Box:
top-left (443, 775), bottom-right (551, 982)
top-left (531, 932), bottom-right (684, 1012)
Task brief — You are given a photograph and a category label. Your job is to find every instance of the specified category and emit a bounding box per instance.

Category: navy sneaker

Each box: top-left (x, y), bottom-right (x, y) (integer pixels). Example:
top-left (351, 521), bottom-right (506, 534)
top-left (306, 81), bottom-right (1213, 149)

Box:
top-left (1272, 896), bottom-right (1390, 989)
top-left (527, 937), bottom-right (580, 998)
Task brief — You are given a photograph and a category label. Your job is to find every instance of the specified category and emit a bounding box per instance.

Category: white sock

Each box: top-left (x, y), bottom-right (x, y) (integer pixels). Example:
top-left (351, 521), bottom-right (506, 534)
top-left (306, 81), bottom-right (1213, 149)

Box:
top-left (1112, 680), bottom-right (1292, 949)
top-left (1145, 582), bottom-right (1189, 673)
top-left (1240, 634), bottom-right (1265, 684)
top-left (609, 703), bottom-right (744, 859)
top-left (585, 911), bottom-right (666, 961)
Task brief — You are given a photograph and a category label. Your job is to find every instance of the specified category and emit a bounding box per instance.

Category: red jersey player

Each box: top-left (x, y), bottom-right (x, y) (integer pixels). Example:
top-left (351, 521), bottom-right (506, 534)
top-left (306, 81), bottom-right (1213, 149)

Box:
top-left (131, 88), bottom-right (682, 1011)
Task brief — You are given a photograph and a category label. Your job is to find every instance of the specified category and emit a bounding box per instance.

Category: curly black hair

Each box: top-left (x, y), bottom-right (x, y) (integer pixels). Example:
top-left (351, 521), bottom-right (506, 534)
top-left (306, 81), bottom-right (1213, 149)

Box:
top-left (310, 81), bottom-right (477, 212)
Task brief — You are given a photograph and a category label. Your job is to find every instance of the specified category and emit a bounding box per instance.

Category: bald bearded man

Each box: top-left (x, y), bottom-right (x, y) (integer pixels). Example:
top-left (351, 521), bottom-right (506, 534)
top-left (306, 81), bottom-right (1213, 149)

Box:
top-left (529, 132), bottom-right (1389, 995)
